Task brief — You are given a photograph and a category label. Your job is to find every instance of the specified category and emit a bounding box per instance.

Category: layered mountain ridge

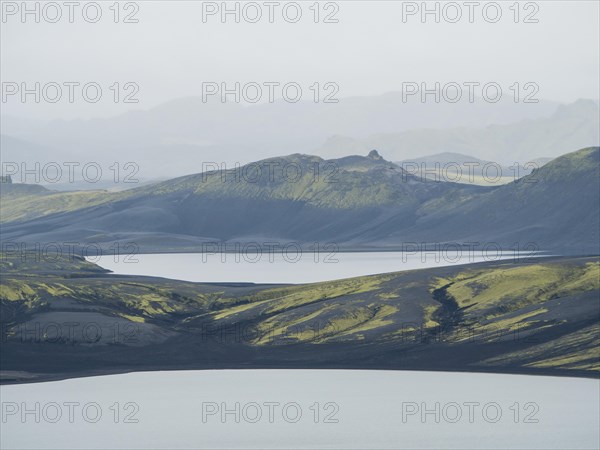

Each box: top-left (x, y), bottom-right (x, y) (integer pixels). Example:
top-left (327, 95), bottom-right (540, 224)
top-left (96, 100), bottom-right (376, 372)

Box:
top-left (1, 147), bottom-right (598, 253)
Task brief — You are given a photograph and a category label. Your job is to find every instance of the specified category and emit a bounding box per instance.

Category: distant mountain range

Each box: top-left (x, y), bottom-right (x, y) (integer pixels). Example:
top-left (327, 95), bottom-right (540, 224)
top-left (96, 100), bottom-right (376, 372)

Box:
top-left (2, 95), bottom-right (596, 180)
top-left (398, 152), bottom-right (553, 168)
top-left (2, 147), bottom-right (598, 254)
top-left (318, 99), bottom-right (599, 163)
top-left (396, 152), bottom-right (554, 186)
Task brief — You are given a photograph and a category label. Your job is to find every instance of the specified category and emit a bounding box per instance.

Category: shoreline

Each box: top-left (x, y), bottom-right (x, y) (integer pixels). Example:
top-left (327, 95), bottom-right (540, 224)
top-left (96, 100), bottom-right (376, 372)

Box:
top-left (2, 255), bottom-right (598, 386)
top-left (2, 364), bottom-right (599, 386)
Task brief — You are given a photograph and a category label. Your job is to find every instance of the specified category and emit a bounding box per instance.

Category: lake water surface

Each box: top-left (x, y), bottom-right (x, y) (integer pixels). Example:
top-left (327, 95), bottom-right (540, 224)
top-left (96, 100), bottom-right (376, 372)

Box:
top-left (93, 250), bottom-right (541, 284)
top-left (1, 370), bottom-right (597, 449)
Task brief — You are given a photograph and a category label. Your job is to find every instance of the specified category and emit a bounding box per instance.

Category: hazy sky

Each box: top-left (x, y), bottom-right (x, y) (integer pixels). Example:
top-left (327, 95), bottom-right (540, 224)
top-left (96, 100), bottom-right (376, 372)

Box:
top-left (2, 0), bottom-right (599, 120)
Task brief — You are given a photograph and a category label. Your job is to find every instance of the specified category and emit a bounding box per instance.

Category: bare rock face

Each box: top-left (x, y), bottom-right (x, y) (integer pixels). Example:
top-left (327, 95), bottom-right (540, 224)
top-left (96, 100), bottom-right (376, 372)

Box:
top-left (368, 149), bottom-right (383, 160)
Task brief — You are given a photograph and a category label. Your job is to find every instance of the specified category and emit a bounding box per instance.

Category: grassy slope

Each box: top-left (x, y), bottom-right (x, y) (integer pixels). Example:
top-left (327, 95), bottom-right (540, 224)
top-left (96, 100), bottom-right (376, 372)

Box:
top-left (0, 152), bottom-right (481, 224)
top-left (2, 148), bottom-right (597, 252)
top-left (2, 147), bottom-right (596, 218)
top-left (0, 183), bottom-right (118, 223)
top-left (1, 253), bottom-right (598, 380)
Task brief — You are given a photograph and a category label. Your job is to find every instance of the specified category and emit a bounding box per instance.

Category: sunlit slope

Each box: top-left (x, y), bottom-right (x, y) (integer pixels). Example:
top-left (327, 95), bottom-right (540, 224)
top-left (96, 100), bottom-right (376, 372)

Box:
top-left (0, 183), bottom-right (116, 223)
top-left (0, 151), bottom-right (484, 242)
top-left (1, 147), bottom-right (598, 252)
top-left (0, 151), bottom-right (425, 223)
top-left (1, 253), bottom-right (598, 378)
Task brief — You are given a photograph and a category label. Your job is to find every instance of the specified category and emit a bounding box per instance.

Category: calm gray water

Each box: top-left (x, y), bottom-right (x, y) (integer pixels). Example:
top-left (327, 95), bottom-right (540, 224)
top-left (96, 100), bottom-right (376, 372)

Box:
top-left (92, 250), bottom-right (540, 284)
top-left (1, 370), bottom-right (598, 449)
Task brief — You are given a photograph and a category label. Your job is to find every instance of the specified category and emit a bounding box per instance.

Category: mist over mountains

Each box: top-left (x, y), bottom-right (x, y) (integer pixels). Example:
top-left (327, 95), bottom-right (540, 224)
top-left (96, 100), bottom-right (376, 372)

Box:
top-left (319, 99), bottom-right (600, 163)
top-left (3, 94), bottom-right (597, 182)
